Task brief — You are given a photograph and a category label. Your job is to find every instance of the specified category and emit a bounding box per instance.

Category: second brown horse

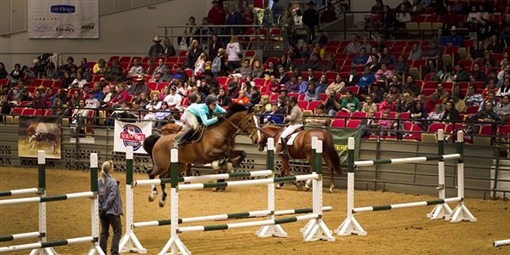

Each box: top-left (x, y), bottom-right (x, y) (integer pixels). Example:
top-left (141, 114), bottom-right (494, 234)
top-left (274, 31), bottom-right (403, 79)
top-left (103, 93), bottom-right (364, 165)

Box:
top-left (257, 125), bottom-right (342, 192)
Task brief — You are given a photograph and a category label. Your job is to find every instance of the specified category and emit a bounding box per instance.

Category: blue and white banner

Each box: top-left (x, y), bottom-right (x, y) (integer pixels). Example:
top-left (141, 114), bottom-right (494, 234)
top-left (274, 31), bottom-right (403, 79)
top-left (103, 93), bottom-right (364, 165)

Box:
top-left (114, 120), bottom-right (152, 154)
top-left (27, 0), bottom-right (99, 38)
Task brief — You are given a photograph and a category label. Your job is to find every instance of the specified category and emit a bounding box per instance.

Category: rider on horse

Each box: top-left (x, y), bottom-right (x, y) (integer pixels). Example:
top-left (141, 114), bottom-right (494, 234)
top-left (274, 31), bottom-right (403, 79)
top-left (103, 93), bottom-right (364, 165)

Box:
top-left (277, 96), bottom-right (303, 154)
top-left (173, 94), bottom-right (227, 148)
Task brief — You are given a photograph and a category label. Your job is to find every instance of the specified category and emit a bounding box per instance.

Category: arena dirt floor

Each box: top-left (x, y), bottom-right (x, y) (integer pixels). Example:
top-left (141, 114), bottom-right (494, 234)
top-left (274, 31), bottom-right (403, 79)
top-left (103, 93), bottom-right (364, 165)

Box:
top-left (1, 166), bottom-right (509, 255)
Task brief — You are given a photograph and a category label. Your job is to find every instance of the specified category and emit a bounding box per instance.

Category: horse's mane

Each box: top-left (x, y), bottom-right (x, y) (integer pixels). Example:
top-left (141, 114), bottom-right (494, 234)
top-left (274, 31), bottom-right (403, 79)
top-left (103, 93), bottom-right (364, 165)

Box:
top-left (225, 103), bottom-right (248, 119)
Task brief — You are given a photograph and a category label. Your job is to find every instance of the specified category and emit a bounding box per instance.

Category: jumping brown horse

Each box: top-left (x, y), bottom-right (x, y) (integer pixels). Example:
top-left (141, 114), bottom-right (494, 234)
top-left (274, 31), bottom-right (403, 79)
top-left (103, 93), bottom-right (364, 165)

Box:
top-left (143, 104), bottom-right (260, 207)
top-left (257, 125), bottom-right (342, 193)
top-left (159, 121), bottom-right (249, 176)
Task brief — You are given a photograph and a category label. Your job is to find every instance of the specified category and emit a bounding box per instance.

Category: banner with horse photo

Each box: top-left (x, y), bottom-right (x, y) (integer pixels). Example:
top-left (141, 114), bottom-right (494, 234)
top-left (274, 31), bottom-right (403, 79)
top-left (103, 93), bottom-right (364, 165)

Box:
top-left (18, 116), bottom-right (62, 159)
top-left (324, 127), bottom-right (361, 165)
top-left (114, 120), bottom-right (152, 154)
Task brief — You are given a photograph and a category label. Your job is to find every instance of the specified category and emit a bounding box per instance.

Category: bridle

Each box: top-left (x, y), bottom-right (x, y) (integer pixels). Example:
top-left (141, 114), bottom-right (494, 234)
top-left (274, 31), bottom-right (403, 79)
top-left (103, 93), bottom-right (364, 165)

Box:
top-left (220, 112), bottom-right (261, 143)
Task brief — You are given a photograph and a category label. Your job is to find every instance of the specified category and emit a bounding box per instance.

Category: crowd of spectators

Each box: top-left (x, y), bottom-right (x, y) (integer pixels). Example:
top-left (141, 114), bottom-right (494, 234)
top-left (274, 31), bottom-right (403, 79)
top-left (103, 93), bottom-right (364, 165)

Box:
top-left (0, 0), bottom-right (509, 141)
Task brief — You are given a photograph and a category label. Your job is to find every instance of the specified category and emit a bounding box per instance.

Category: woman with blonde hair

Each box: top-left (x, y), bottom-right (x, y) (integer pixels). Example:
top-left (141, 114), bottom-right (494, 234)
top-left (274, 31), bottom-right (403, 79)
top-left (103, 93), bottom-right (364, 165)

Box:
top-left (226, 35), bottom-right (242, 71)
top-left (98, 160), bottom-right (123, 255)
top-left (186, 39), bottom-right (203, 69)
top-left (194, 52), bottom-right (207, 77)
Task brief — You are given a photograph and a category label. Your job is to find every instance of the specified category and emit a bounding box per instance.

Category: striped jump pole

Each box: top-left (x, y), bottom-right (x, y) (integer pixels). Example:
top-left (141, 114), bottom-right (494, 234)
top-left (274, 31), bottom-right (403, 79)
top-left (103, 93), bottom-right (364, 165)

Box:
top-left (133, 170), bottom-right (274, 187)
top-left (178, 214), bottom-right (320, 233)
top-left (448, 131), bottom-right (477, 223)
top-left (118, 146), bottom-right (147, 254)
top-left (301, 138), bottom-right (336, 242)
top-left (132, 206), bottom-right (333, 228)
top-left (0, 188), bottom-right (39, 197)
top-left (0, 153), bottom-right (104, 255)
top-left (494, 239), bottom-right (510, 247)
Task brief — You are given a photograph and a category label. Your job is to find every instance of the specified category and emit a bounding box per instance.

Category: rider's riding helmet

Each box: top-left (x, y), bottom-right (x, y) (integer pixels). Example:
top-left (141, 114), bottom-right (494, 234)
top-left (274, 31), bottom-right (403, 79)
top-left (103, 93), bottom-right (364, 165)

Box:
top-left (205, 94), bottom-right (218, 105)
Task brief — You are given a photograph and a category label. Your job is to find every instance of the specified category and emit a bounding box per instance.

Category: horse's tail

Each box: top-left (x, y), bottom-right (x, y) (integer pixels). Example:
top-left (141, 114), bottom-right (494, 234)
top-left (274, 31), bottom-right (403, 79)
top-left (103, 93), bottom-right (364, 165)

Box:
top-left (322, 132), bottom-right (342, 175)
top-left (143, 134), bottom-right (161, 160)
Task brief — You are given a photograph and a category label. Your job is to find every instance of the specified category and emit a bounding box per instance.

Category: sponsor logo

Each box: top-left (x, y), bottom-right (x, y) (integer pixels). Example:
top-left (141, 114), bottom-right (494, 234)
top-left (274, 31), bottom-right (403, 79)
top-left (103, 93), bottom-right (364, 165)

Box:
top-left (50, 5), bottom-right (75, 14)
top-left (56, 24), bottom-right (75, 33)
top-left (81, 23), bottom-right (95, 33)
top-left (119, 124), bottom-right (146, 151)
top-left (33, 24), bottom-right (52, 32)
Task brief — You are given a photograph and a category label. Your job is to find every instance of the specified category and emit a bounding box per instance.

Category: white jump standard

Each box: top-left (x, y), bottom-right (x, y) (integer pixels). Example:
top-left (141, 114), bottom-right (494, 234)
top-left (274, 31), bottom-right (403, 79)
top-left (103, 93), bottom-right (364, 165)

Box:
top-left (336, 130), bottom-right (477, 236)
top-left (0, 151), bottom-right (104, 255)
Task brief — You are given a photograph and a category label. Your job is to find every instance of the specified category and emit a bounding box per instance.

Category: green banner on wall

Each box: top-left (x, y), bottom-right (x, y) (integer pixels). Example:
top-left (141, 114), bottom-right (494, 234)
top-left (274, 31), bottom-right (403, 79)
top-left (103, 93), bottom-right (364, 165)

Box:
top-left (301, 126), bottom-right (361, 165)
top-left (325, 127), bottom-right (361, 165)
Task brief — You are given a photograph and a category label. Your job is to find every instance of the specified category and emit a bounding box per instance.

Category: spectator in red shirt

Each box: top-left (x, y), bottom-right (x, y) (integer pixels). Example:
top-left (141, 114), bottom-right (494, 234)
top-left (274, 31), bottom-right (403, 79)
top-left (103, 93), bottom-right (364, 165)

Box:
top-left (424, 94), bottom-right (442, 113)
top-left (268, 75), bottom-right (281, 94)
top-left (378, 94), bottom-right (396, 112)
top-left (109, 83), bottom-right (130, 108)
top-left (208, 0), bottom-right (226, 26)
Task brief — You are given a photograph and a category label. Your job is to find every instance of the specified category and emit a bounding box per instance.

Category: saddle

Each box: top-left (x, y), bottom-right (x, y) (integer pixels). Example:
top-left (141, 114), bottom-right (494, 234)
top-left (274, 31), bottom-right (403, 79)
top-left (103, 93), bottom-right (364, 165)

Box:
top-left (189, 125), bottom-right (206, 143)
top-left (175, 125), bottom-right (206, 145)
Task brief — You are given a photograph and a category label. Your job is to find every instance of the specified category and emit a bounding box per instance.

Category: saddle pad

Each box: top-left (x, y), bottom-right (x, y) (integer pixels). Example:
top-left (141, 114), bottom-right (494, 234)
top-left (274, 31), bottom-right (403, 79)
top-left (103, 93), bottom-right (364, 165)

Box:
top-left (286, 132), bottom-right (300, 146)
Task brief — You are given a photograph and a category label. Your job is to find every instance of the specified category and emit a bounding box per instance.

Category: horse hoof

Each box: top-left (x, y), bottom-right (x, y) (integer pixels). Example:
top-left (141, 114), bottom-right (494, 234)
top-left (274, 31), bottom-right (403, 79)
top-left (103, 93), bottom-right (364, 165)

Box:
top-left (159, 201), bottom-right (165, 207)
top-left (304, 186), bottom-right (310, 192)
top-left (148, 192), bottom-right (157, 202)
top-left (329, 186), bottom-right (335, 193)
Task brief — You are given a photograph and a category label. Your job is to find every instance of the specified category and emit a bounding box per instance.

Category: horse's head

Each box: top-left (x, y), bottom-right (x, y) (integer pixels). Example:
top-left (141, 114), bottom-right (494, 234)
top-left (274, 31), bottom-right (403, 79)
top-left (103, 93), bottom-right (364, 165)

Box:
top-left (221, 104), bottom-right (260, 145)
top-left (26, 123), bottom-right (38, 137)
top-left (257, 125), bottom-right (282, 151)
top-left (238, 114), bottom-right (260, 145)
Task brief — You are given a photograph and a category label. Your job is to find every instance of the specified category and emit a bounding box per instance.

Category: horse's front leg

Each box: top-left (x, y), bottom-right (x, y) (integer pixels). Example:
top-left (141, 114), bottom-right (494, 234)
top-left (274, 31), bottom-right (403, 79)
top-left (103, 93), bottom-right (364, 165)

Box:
top-left (28, 136), bottom-right (37, 150)
top-left (147, 169), bottom-right (159, 203)
top-left (159, 183), bottom-right (166, 207)
top-left (159, 163), bottom-right (186, 207)
top-left (227, 150), bottom-right (246, 171)
top-left (276, 155), bottom-right (291, 189)
top-left (212, 158), bottom-right (227, 192)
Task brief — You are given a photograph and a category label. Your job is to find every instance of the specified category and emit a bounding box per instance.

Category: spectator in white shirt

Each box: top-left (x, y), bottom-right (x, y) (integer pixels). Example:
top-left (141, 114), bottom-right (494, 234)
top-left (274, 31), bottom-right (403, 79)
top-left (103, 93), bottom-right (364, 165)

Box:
top-left (128, 59), bottom-right (144, 79)
top-left (163, 86), bottom-right (183, 117)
